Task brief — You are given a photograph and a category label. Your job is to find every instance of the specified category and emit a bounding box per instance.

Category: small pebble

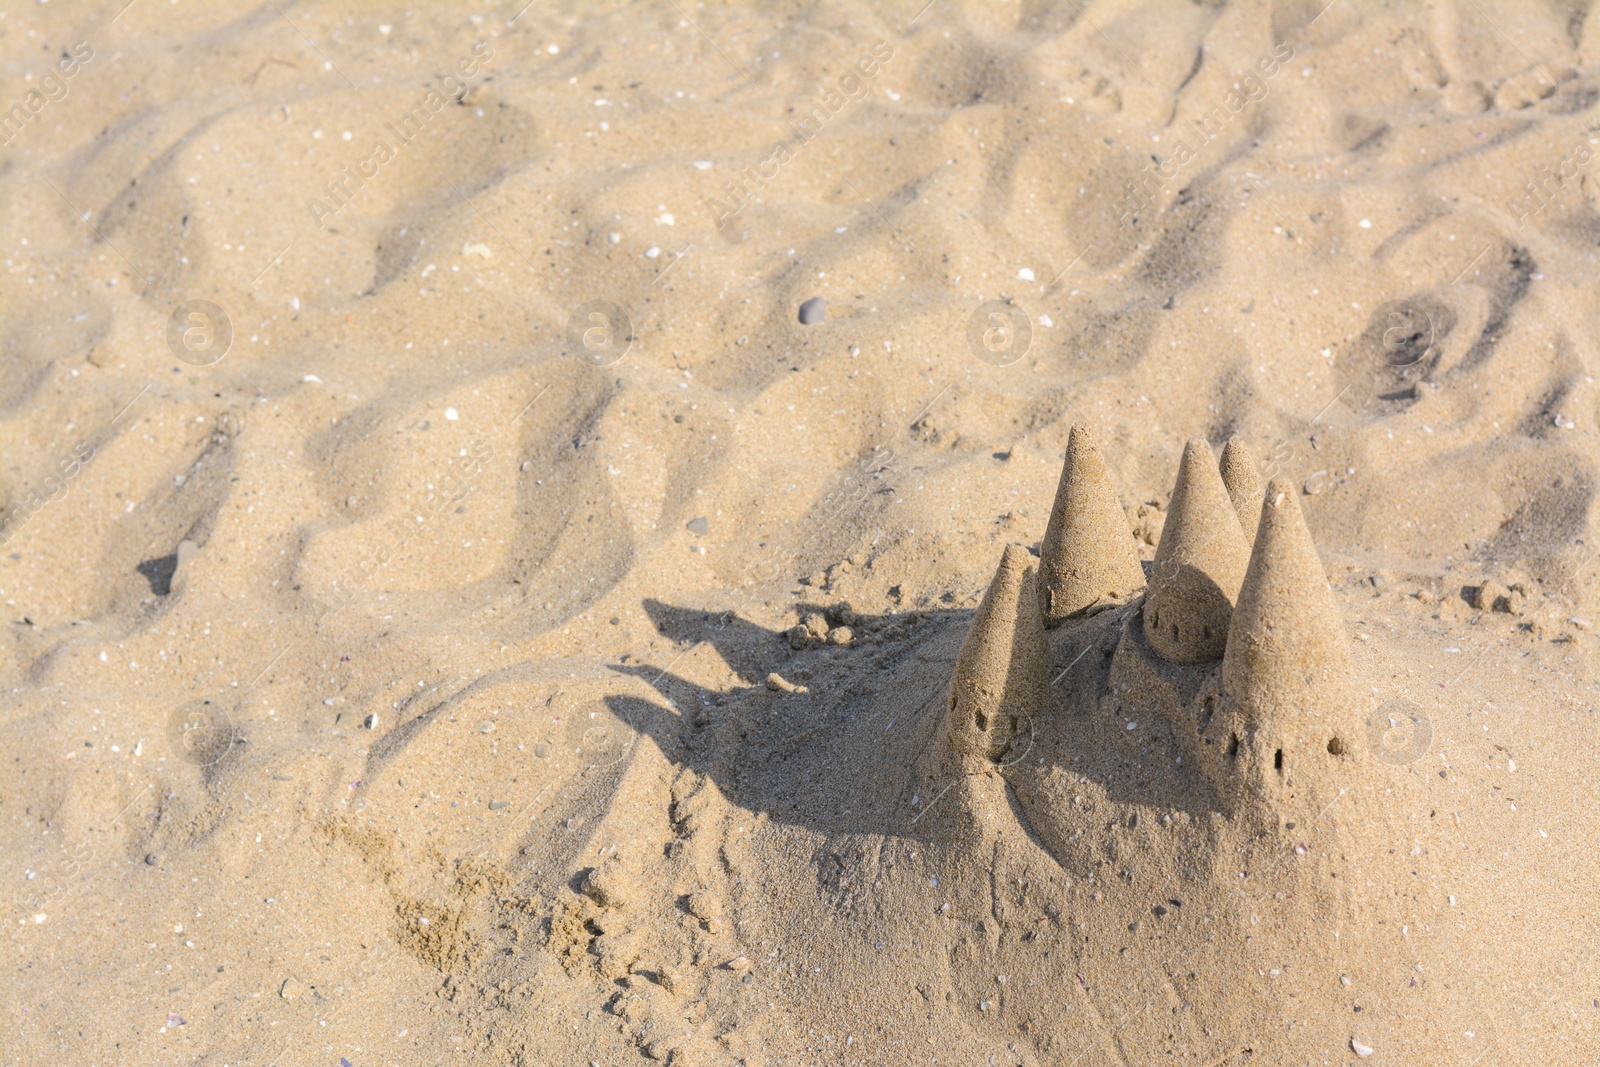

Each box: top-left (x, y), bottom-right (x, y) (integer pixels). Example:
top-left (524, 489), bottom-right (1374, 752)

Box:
top-left (798, 297), bottom-right (826, 325)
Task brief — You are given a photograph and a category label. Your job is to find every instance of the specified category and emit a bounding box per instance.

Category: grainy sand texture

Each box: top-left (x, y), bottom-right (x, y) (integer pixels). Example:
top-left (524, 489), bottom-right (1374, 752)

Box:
top-left (3, 1), bottom-right (1599, 1064)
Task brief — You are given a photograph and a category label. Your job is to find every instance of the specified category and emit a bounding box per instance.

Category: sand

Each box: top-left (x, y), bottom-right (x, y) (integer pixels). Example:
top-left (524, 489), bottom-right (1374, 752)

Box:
top-left (3, 1), bottom-right (1598, 1064)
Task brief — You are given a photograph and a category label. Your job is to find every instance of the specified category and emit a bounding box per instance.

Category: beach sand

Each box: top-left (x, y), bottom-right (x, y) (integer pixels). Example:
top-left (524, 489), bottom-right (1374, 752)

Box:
top-left (3, 1), bottom-right (1597, 1063)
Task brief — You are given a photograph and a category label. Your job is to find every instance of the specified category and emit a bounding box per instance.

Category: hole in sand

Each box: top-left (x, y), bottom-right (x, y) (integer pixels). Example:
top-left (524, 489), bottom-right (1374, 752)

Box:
top-left (975, 712), bottom-right (989, 732)
top-left (1274, 748), bottom-right (1284, 772)
top-left (1227, 734), bottom-right (1240, 760)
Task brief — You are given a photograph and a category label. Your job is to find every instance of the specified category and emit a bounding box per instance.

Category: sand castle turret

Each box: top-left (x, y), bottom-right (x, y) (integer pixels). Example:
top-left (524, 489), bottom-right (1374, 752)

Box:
top-left (941, 544), bottom-right (1050, 767)
top-left (1219, 436), bottom-right (1263, 541)
top-left (1038, 425), bottom-right (1146, 626)
top-left (1143, 438), bottom-right (1251, 664)
top-left (1219, 479), bottom-right (1355, 794)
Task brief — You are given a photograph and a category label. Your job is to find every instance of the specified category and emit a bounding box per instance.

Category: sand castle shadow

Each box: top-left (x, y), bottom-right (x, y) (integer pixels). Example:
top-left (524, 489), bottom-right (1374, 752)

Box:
top-left (635, 599), bottom-right (783, 685)
top-left (610, 597), bottom-right (972, 838)
top-left (607, 596), bottom-right (1224, 842)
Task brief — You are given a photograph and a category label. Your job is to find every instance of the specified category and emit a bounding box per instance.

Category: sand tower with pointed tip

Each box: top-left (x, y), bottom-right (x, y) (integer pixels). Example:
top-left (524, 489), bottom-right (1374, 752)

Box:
top-left (939, 544), bottom-right (1050, 770)
top-left (1219, 436), bottom-right (1263, 542)
top-left (1219, 479), bottom-right (1356, 798)
top-left (1038, 426), bottom-right (1146, 626)
top-left (1143, 438), bottom-right (1252, 664)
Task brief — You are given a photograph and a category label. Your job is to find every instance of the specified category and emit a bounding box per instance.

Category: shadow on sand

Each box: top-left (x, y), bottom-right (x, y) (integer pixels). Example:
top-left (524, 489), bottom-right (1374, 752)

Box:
top-left (604, 595), bottom-right (1223, 847)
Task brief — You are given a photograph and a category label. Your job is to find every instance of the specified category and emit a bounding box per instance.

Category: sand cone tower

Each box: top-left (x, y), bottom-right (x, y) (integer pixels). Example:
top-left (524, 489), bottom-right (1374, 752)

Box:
top-left (1220, 479), bottom-right (1355, 794)
top-left (1219, 436), bottom-right (1263, 541)
top-left (942, 544), bottom-right (1050, 767)
top-left (1038, 425), bottom-right (1146, 626)
top-left (1143, 439), bottom-right (1252, 663)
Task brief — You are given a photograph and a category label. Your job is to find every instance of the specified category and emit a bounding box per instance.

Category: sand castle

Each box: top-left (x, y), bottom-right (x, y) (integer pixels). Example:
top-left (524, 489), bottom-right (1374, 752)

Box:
top-left (1219, 435), bottom-right (1263, 540)
top-left (1143, 438), bottom-right (1250, 664)
top-left (939, 543), bottom-right (1049, 773)
top-left (1037, 426), bottom-right (1147, 624)
top-left (936, 425), bottom-right (1356, 818)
